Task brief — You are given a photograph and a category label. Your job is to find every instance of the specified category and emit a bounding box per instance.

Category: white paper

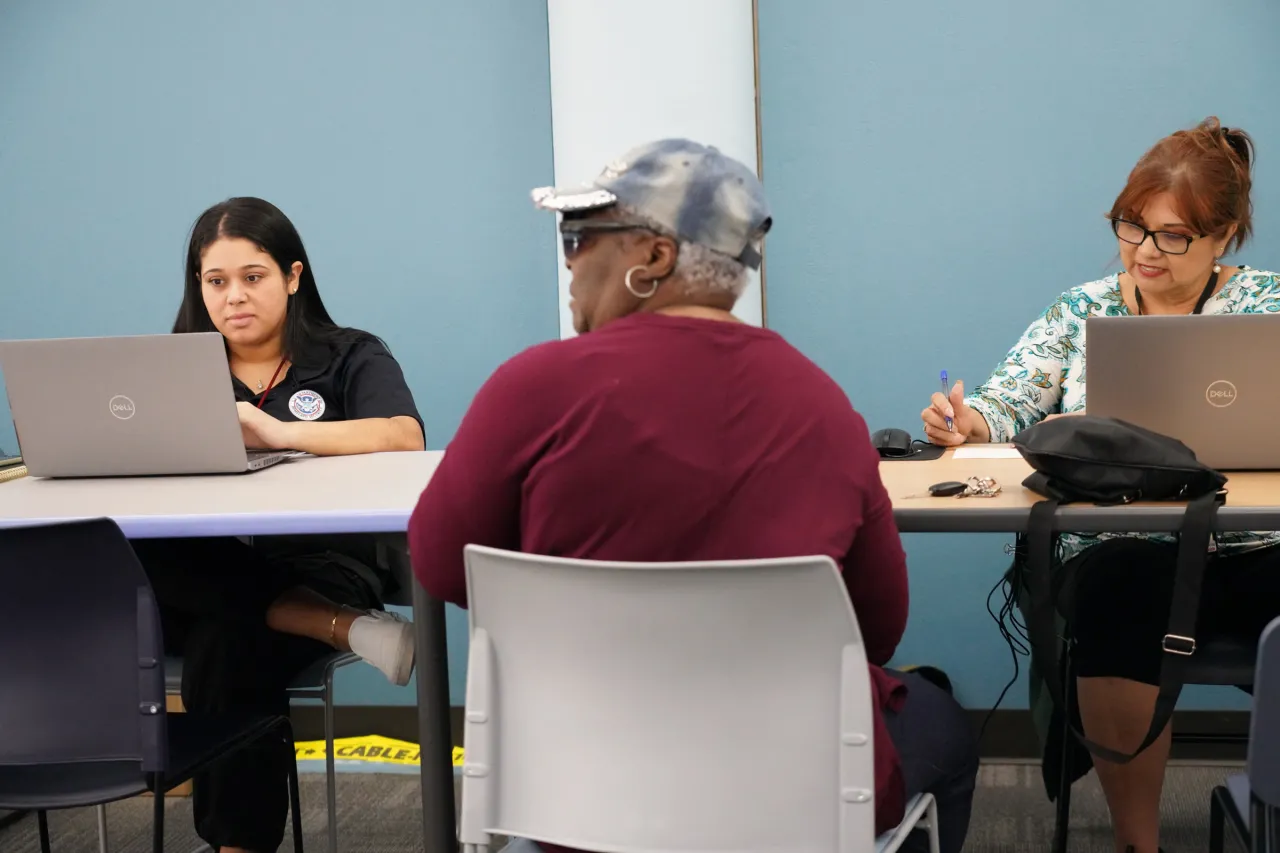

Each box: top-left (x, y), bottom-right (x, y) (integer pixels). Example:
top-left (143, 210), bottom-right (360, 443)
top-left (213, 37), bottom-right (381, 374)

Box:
top-left (953, 446), bottom-right (1024, 460)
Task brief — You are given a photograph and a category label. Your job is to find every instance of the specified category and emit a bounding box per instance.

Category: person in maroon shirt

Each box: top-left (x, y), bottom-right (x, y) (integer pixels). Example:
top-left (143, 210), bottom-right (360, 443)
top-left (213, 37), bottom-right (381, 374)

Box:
top-left (410, 140), bottom-right (977, 853)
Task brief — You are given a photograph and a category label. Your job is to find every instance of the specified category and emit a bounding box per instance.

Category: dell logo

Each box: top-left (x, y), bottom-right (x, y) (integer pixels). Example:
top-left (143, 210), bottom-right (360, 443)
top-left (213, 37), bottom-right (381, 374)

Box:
top-left (1205, 380), bottom-right (1238, 408)
top-left (108, 395), bottom-right (137, 420)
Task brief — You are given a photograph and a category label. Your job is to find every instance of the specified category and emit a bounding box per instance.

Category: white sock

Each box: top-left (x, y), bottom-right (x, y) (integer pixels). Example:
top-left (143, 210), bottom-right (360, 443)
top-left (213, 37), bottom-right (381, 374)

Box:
top-left (347, 610), bottom-right (415, 686)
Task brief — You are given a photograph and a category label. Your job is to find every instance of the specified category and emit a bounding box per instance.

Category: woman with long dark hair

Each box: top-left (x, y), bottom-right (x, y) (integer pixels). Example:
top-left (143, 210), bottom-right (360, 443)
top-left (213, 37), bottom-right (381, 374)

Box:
top-left (138, 196), bottom-right (425, 853)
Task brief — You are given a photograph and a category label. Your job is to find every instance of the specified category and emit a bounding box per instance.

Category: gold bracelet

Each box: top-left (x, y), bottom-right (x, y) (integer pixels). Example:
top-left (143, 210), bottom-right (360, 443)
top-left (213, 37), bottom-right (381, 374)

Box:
top-left (0, 466), bottom-right (28, 484)
top-left (329, 609), bottom-right (341, 646)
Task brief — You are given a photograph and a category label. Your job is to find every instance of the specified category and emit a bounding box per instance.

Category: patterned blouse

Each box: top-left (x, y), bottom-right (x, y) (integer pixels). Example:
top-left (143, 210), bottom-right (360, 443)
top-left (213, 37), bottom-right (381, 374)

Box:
top-left (966, 266), bottom-right (1280, 559)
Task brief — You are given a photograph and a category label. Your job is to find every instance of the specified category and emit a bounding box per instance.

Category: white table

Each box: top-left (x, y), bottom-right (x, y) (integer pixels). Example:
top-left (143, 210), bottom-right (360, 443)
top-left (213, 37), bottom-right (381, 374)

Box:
top-left (0, 451), bottom-right (457, 853)
top-left (880, 448), bottom-right (1280, 531)
top-left (0, 452), bottom-right (440, 537)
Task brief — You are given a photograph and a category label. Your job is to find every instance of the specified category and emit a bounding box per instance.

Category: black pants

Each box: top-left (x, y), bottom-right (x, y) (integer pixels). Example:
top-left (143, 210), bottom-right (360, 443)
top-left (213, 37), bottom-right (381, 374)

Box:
top-left (1070, 537), bottom-right (1280, 683)
top-left (882, 670), bottom-right (980, 853)
top-left (132, 537), bottom-right (380, 852)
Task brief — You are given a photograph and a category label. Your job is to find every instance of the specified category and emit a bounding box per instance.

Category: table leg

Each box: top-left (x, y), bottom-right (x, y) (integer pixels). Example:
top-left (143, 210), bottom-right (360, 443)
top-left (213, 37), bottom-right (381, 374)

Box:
top-left (414, 577), bottom-right (458, 853)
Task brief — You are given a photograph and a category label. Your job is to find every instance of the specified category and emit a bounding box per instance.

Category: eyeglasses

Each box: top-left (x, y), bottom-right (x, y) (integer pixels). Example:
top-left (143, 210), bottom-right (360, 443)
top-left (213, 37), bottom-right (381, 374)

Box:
top-left (559, 222), bottom-right (656, 258)
top-left (1110, 218), bottom-right (1204, 256)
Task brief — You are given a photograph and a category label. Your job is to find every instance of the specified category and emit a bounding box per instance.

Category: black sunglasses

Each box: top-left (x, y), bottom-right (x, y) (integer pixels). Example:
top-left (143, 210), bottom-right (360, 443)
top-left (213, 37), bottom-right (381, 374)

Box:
top-left (559, 222), bottom-right (657, 258)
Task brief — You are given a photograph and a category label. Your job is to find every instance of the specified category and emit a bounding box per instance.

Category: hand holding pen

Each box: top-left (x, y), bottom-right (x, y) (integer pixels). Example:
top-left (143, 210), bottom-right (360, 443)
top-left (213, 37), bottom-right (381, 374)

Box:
top-left (921, 372), bottom-right (991, 446)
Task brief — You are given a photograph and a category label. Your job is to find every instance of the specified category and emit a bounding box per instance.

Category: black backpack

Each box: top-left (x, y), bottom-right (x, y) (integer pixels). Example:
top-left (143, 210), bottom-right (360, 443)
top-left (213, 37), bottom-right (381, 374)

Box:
top-left (1011, 416), bottom-right (1227, 764)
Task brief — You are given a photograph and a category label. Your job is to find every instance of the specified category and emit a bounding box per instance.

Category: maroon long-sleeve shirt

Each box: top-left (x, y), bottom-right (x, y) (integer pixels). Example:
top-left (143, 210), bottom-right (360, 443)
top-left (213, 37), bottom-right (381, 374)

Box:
top-left (410, 312), bottom-right (910, 839)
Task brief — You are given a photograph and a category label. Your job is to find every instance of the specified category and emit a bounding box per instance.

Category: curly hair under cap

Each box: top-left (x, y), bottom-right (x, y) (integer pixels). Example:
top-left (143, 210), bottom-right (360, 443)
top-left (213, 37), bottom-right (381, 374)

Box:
top-left (616, 205), bottom-right (751, 298)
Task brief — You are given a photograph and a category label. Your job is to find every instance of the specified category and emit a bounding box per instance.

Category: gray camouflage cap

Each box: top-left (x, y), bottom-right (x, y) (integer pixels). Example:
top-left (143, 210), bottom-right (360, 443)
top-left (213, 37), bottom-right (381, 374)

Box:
top-left (531, 138), bottom-right (772, 270)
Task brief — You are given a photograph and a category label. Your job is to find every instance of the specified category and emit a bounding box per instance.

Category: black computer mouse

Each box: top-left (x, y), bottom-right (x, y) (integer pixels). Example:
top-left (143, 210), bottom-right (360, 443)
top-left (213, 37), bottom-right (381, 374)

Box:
top-left (871, 427), bottom-right (915, 458)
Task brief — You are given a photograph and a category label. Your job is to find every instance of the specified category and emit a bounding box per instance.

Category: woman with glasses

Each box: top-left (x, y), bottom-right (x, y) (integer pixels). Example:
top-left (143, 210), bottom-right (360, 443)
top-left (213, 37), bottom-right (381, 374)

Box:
top-left (922, 117), bottom-right (1279, 853)
top-left (411, 139), bottom-right (979, 853)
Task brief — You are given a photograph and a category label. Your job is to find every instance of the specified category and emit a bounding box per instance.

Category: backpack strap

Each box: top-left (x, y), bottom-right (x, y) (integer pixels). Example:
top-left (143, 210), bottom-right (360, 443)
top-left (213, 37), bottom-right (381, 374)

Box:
top-left (1023, 490), bottom-right (1221, 764)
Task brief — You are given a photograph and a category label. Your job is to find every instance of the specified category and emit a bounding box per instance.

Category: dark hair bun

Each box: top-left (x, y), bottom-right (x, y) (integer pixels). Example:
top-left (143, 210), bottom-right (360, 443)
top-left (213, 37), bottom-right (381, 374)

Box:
top-left (1223, 126), bottom-right (1254, 170)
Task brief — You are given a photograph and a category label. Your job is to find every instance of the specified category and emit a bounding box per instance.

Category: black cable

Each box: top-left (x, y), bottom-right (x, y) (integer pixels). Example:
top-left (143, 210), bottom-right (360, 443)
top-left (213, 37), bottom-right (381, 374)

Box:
top-left (1009, 597), bottom-right (1030, 646)
top-left (1003, 575), bottom-right (1031, 652)
top-left (978, 569), bottom-right (1030, 743)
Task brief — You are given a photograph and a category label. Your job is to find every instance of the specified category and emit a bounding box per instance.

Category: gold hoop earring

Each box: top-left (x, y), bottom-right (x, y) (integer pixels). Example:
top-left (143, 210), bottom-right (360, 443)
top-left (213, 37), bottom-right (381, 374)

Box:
top-left (624, 265), bottom-right (658, 299)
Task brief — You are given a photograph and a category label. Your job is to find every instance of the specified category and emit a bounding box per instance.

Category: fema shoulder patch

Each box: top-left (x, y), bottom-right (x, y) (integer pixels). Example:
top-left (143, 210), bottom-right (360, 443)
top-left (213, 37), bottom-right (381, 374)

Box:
top-left (288, 390), bottom-right (326, 421)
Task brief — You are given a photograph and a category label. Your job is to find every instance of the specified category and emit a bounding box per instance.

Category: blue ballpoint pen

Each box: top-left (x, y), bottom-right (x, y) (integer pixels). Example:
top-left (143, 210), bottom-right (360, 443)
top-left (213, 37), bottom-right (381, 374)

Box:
top-left (940, 370), bottom-right (954, 432)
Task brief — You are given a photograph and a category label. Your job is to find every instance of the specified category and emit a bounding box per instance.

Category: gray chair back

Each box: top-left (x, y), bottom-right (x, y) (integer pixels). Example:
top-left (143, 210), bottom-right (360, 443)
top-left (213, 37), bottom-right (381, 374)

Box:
top-left (458, 545), bottom-right (876, 853)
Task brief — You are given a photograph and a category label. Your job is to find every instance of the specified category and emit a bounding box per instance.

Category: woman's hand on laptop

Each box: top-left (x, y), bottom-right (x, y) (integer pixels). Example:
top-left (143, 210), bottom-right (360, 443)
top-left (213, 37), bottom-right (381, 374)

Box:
top-left (236, 401), bottom-right (422, 456)
top-left (237, 401), bottom-right (291, 450)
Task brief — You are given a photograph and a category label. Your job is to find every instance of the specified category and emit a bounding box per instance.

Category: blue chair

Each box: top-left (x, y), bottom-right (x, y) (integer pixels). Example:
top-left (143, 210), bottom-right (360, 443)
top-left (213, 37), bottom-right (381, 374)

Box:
top-left (159, 651), bottom-right (358, 853)
top-left (0, 518), bottom-right (304, 853)
top-left (270, 652), bottom-right (361, 853)
top-left (95, 536), bottom-right (404, 853)
top-left (1209, 615), bottom-right (1280, 853)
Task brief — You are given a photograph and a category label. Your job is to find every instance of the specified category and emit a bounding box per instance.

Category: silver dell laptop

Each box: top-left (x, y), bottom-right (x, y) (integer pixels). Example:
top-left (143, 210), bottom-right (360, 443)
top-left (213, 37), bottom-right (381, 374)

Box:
top-left (1087, 314), bottom-right (1280, 470)
top-left (0, 332), bottom-right (301, 477)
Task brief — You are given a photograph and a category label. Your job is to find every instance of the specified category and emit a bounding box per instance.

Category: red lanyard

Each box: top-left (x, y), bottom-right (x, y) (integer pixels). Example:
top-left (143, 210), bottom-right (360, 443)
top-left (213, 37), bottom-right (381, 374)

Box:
top-left (256, 357), bottom-right (288, 409)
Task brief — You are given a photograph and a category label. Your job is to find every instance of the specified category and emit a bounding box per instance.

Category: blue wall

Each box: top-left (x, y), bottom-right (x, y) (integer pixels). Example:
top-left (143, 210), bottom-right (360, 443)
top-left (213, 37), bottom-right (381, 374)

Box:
top-left (758, 0), bottom-right (1280, 709)
top-left (0, 0), bottom-right (557, 705)
top-left (7, 0), bottom-right (1280, 715)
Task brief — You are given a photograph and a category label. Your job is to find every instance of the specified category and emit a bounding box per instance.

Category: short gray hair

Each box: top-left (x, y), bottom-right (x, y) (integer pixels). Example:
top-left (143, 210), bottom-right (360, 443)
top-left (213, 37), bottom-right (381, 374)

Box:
top-left (616, 205), bottom-right (750, 298)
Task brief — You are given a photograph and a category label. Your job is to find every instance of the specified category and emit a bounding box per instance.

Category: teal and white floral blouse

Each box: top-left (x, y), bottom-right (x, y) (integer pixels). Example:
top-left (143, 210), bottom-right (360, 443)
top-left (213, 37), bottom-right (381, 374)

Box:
top-left (966, 266), bottom-right (1280, 559)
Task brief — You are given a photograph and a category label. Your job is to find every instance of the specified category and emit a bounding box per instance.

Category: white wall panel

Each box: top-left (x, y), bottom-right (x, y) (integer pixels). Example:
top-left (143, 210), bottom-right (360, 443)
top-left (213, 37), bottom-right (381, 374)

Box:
top-left (547, 0), bottom-right (762, 337)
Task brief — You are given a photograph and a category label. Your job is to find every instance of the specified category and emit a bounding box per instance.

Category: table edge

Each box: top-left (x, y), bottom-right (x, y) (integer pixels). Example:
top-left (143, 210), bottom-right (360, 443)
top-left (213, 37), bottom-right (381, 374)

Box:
top-left (0, 509), bottom-right (414, 539)
top-left (894, 504), bottom-right (1280, 534)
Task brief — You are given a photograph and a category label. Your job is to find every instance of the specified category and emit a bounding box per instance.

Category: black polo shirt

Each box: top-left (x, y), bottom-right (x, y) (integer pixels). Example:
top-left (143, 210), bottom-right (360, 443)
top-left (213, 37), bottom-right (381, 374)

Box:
top-left (243, 334), bottom-right (423, 600)
top-left (234, 335), bottom-right (423, 434)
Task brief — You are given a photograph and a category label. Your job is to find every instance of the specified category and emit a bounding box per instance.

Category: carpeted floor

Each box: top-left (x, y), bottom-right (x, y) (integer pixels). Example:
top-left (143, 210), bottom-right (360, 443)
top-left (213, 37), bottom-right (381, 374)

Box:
top-left (964, 761), bottom-right (1244, 852)
top-left (0, 761), bottom-right (1247, 852)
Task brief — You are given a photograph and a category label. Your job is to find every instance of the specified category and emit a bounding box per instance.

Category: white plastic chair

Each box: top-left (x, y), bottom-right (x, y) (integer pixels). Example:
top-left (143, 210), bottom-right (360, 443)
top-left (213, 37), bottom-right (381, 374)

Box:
top-left (458, 545), bottom-right (940, 853)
